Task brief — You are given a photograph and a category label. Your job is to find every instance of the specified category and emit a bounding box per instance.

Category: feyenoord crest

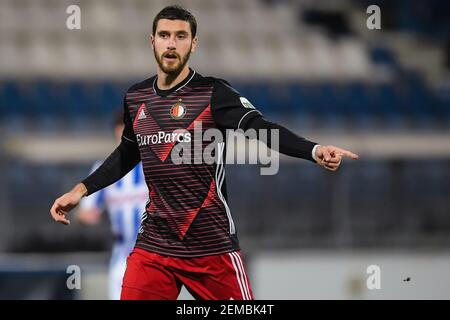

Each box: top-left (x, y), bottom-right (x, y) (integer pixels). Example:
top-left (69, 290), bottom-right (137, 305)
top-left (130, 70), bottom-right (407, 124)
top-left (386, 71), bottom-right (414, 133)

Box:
top-left (170, 99), bottom-right (187, 119)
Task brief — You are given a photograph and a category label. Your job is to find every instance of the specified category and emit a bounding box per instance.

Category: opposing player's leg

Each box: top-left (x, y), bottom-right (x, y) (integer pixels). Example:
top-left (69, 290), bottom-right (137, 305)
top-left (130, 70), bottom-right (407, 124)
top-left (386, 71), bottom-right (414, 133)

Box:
top-left (121, 248), bottom-right (182, 300)
top-left (109, 246), bottom-right (129, 300)
top-left (174, 251), bottom-right (254, 300)
top-left (109, 258), bottom-right (127, 299)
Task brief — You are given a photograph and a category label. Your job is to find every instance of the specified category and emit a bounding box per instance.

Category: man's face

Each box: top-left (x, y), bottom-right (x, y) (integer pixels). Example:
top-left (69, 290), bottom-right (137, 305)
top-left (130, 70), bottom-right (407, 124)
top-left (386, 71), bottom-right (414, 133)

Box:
top-left (151, 19), bottom-right (198, 75)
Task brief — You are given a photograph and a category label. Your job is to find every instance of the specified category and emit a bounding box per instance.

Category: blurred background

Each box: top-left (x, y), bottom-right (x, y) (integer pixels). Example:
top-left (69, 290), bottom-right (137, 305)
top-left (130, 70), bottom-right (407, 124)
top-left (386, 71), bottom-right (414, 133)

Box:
top-left (0, 0), bottom-right (449, 299)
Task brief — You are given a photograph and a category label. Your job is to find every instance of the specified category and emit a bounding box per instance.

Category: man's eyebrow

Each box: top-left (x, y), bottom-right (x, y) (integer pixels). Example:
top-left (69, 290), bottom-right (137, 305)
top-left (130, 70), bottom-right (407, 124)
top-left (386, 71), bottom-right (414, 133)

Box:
top-left (157, 30), bottom-right (189, 35)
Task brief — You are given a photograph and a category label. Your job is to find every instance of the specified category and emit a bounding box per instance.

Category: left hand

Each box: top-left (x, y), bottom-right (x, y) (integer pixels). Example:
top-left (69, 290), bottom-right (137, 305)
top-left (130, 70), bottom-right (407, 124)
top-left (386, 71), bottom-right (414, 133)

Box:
top-left (314, 145), bottom-right (359, 172)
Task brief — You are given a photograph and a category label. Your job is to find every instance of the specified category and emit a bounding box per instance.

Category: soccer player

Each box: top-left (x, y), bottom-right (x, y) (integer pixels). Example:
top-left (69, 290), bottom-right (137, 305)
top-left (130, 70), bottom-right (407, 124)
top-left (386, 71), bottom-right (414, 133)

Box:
top-left (50, 5), bottom-right (359, 300)
top-left (76, 111), bottom-right (148, 300)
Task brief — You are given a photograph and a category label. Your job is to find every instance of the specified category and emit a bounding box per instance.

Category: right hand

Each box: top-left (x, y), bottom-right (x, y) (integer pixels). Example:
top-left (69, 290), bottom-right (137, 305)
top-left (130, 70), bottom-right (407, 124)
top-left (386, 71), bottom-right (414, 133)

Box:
top-left (50, 183), bottom-right (87, 225)
top-left (314, 145), bottom-right (359, 172)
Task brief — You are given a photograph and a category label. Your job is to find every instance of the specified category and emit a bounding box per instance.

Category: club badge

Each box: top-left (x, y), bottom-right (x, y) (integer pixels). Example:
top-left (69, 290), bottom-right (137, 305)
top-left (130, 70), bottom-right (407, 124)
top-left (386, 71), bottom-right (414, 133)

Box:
top-left (170, 99), bottom-right (187, 119)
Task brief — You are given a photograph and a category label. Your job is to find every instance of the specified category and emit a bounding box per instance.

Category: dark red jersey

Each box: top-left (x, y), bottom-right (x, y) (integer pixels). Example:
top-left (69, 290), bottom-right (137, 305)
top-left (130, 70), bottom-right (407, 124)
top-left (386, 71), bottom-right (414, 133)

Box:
top-left (122, 69), bottom-right (263, 257)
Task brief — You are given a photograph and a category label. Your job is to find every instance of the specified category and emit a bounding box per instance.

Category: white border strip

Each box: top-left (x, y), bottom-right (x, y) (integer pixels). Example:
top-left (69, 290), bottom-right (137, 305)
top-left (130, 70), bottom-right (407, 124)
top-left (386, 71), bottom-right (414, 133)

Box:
top-left (122, 135), bottom-right (136, 143)
top-left (228, 253), bottom-right (248, 300)
top-left (216, 142), bottom-right (235, 234)
top-left (232, 252), bottom-right (251, 299)
top-left (237, 109), bottom-right (261, 130)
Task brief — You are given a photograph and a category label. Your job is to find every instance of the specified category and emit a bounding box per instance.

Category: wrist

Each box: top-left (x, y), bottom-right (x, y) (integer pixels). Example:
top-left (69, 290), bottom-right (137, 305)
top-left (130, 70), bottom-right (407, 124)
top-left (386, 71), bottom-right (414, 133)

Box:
top-left (73, 183), bottom-right (88, 198)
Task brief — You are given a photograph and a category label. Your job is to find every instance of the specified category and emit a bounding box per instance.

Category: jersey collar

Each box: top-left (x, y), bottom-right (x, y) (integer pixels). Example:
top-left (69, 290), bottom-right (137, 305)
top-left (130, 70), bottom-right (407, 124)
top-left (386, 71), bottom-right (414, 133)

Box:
top-left (152, 68), bottom-right (196, 97)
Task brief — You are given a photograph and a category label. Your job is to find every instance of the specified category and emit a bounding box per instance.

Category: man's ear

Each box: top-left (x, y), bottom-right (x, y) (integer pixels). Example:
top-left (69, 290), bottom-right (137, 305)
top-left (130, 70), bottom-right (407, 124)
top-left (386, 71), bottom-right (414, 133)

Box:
top-left (191, 36), bottom-right (198, 53)
top-left (149, 34), bottom-right (155, 49)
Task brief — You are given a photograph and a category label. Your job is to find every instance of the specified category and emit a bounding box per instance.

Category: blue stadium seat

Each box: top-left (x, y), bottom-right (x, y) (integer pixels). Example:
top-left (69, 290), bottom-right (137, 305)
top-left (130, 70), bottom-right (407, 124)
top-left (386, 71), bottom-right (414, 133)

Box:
top-left (345, 84), bottom-right (375, 130)
top-left (93, 82), bottom-right (123, 115)
top-left (60, 81), bottom-right (95, 117)
top-left (27, 80), bottom-right (59, 116)
top-left (249, 83), bottom-right (274, 114)
top-left (317, 83), bottom-right (339, 116)
top-left (286, 83), bottom-right (314, 114)
top-left (0, 81), bottom-right (28, 116)
top-left (370, 47), bottom-right (396, 66)
top-left (265, 83), bottom-right (290, 113)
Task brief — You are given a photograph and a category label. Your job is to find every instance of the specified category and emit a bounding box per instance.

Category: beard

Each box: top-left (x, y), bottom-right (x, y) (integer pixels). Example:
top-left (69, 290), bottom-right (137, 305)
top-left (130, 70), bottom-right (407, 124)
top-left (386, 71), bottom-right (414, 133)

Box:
top-left (154, 45), bottom-right (192, 76)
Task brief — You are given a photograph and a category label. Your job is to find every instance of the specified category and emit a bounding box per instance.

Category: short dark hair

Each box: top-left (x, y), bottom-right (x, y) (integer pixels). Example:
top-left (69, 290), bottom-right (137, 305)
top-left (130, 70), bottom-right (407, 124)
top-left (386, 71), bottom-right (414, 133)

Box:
top-left (152, 5), bottom-right (197, 38)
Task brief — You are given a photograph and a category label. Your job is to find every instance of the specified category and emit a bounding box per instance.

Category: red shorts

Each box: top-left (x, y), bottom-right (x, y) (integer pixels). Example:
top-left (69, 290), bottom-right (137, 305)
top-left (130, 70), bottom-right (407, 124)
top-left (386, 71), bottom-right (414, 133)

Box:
top-left (121, 248), bottom-right (254, 300)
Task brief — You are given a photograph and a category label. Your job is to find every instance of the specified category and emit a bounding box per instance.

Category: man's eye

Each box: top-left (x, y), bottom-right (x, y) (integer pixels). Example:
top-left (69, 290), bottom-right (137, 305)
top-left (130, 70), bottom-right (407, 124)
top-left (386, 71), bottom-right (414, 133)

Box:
top-left (178, 34), bottom-right (186, 39)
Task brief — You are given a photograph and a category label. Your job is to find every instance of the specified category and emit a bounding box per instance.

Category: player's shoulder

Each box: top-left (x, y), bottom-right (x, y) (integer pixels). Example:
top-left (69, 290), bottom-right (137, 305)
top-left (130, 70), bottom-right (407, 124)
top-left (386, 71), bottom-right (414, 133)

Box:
top-left (195, 74), bottom-right (230, 87)
top-left (192, 73), bottom-right (238, 94)
top-left (126, 76), bottom-right (156, 93)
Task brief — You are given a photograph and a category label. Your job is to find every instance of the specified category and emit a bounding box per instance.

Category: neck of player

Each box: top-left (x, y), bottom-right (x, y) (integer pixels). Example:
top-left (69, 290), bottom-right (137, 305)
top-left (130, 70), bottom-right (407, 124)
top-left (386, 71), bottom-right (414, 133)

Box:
top-left (157, 65), bottom-right (190, 90)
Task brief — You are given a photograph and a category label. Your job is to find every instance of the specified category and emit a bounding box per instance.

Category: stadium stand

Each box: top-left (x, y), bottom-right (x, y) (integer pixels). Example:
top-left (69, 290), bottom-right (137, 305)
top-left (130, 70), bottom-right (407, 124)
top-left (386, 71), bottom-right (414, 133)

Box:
top-left (0, 0), bottom-right (449, 253)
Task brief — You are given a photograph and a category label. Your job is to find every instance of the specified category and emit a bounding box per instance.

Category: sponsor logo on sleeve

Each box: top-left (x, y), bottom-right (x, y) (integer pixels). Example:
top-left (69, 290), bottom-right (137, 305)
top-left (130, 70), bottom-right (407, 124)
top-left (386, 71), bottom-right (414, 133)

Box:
top-left (240, 97), bottom-right (256, 109)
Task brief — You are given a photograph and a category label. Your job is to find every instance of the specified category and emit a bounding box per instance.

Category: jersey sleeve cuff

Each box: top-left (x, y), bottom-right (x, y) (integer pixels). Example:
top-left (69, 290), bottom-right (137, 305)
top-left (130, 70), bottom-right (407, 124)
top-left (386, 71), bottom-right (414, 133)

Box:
top-left (311, 144), bottom-right (321, 163)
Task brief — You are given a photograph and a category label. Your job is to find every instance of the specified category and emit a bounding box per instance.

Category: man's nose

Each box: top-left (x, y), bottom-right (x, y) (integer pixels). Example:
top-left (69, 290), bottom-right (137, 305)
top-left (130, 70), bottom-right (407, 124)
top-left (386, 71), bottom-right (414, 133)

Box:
top-left (167, 36), bottom-right (177, 49)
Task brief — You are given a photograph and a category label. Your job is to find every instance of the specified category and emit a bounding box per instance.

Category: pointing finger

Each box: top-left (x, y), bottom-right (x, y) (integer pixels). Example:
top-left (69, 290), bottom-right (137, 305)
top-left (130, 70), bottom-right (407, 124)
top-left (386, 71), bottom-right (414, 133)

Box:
top-left (335, 148), bottom-right (359, 160)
